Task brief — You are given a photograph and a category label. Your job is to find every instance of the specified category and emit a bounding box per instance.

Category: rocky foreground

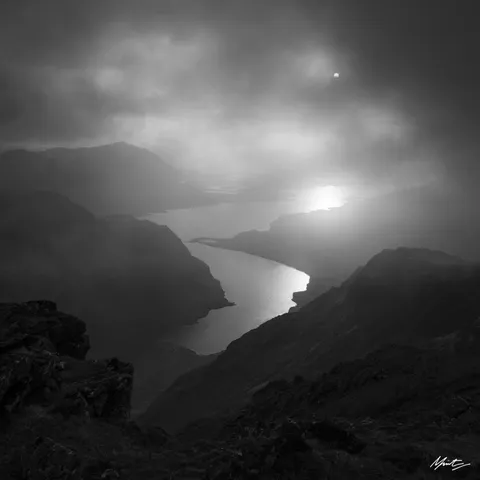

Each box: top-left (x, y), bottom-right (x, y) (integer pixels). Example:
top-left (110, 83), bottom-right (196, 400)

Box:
top-left (1, 298), bottom-right (480, 479)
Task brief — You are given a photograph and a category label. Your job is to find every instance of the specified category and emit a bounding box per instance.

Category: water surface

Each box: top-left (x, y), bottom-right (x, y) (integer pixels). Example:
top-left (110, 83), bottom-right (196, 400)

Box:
top-left (143, 202), bottom-right (309, 354)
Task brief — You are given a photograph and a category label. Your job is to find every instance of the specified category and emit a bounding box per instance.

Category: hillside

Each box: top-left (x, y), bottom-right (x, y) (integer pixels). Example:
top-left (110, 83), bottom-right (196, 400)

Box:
top-left (2, 295), bottom-right (480, 478)
top-left (0, 191), bottom-right (231, 415)
top-left (139, 247), bottom-right (480, 435)
top-left (0, 300), bottom-right (174, 480)
top-left (0, 142), bottom-right (215, 215)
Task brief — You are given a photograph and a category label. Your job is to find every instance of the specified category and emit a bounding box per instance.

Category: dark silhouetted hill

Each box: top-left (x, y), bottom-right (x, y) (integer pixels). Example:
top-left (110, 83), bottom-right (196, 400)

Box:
top-left (0, 142), bottom-right (215, 215)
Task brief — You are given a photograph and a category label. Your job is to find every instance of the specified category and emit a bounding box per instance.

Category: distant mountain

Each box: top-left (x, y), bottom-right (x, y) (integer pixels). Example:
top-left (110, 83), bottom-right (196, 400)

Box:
top-left (139, 247), bottom-right (480, 434)
top-left (194, 185), bottom-right (480, 303)
top-left (0, 142), bottom-right (215, 215)
top-left (0, 191), bottom-right (232, 366)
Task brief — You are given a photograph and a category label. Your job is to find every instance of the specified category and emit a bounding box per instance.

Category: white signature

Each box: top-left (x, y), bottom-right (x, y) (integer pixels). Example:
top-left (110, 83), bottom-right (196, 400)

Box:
top-left (430, 456), bottom-right (471, 471)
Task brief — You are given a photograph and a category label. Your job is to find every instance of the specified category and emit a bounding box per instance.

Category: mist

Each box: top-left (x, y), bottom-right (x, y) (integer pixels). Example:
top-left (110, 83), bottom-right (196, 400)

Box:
top-left (2, 0), bottom-right (479, 200)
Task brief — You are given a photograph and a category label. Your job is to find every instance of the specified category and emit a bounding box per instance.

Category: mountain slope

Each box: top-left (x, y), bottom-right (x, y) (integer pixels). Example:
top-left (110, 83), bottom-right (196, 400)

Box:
top-left (0, 191), bottom-right (231, 364)
top-left (140, 247), bottom-right (480, 434)
top-left (194, 185), bottom-right (480, 294)
top-left (192, 336), bottom-right (480, 479)
top-left (0, 142), bottom-right (214, 215)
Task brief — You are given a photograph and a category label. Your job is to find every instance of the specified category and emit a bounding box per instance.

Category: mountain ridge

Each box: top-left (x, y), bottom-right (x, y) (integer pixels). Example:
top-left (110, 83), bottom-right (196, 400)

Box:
top-left (0, 142), bottom-right (215, 215)
top-left (193, 186), bottom-right (480, 307)
top-left (139, 247), bottom-right (480, 435)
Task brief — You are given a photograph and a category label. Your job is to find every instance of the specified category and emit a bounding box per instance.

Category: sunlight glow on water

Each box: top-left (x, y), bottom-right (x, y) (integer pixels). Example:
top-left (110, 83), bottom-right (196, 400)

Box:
top-left (144, 202), bottom-right (310, 354)
top-left (163, 244), bottom-right (309, 354)
top-left (298, 185), bottom-right (346, 212)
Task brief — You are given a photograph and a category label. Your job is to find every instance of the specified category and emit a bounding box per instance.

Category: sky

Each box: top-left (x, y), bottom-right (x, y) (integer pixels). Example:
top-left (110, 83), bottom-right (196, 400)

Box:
top-left (1, 0), bottom-right (479, 195)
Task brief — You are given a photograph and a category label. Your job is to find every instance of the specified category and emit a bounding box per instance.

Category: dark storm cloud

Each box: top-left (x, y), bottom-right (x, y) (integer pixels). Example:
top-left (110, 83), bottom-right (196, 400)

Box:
top-left (0, 0), bottom-right (478, 189)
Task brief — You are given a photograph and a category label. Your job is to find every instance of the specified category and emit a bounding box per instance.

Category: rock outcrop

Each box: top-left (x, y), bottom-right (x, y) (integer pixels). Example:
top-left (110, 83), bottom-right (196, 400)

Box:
top-left (0, 300), bottom-right (90, 360)
top-left (0, 301), bottom-right (132, 421)
top-left (0, 300), bottom-right (171, 480)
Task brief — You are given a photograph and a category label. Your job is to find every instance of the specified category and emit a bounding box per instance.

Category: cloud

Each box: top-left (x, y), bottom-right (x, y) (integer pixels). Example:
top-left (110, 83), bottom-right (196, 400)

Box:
top-left (0, 0), bottom-right (478, 192)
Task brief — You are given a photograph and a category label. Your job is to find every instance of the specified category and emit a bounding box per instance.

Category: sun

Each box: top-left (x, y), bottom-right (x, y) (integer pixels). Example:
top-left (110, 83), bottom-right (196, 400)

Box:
top-left (305, 185), bottom-right (345, 212)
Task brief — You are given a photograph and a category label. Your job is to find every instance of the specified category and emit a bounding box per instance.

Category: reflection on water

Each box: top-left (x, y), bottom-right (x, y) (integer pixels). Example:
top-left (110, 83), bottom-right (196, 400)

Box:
top-left (163, 244), bottom-right (309, 354)
top-left (143, 202), bottom-right (310, 354)
top-left (300, 185), bottom-right (346, 212)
